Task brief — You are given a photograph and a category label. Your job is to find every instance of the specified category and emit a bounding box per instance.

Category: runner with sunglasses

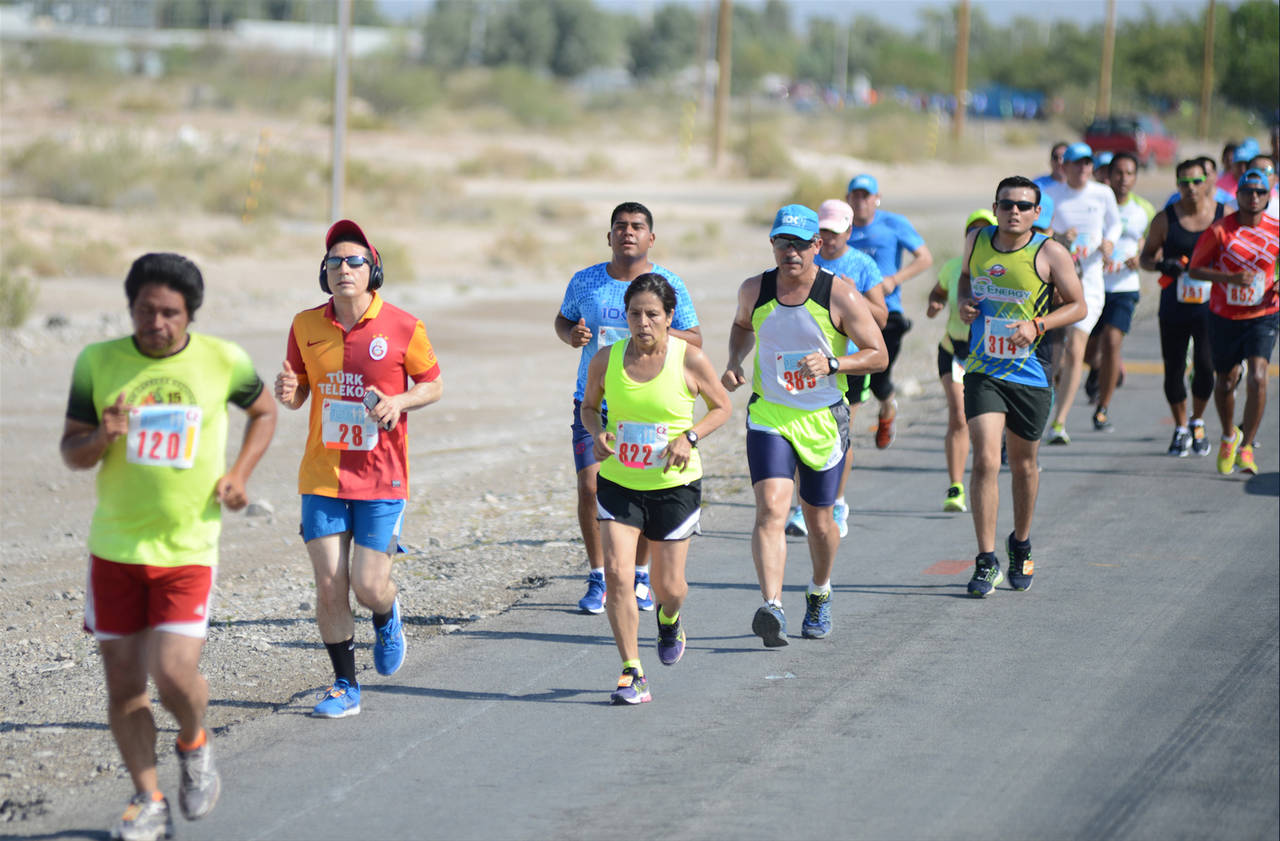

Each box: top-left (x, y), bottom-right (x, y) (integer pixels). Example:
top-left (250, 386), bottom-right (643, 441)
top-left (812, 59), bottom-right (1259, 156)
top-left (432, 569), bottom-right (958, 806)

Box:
top-left (957, 178), bottom-right (1086, 597)
top-left (1139, 158), bottom-right (1224, 456)
top-left (722, 205), bottom-right (887, 645)
top-left (1188, 168), bottom-right (1280, 475)
top-left (276, 220), bottom-right (443, 718)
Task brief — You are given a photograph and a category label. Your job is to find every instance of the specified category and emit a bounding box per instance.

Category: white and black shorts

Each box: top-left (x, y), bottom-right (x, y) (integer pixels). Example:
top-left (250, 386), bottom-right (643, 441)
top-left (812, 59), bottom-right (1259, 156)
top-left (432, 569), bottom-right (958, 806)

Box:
top-left (596, 476), bottom-right (702, 542)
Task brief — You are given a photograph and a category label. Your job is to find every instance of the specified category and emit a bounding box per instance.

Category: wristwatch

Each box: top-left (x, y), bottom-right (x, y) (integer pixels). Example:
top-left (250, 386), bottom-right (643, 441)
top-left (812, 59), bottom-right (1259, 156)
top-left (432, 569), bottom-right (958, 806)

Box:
top-left (827, 355), bottom-right (840, 375)
top-left (684, 429), bottom-right (699, 447)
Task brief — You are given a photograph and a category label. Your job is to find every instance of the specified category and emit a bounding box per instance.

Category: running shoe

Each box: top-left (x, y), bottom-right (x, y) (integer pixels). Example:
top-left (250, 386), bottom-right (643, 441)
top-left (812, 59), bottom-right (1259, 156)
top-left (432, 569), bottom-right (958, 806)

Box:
top-left (1084, 367), bottom-right (1099, 403)
top-left (312, 678), bottom-right (361, 718)
top-left (634, 568), bottom-right (656, 612)
top-left (610, 667), bottom-right (651, 705)
top-left (875, 413), bottom-right (896, 449)
top-left (111, 792), bottom-right (172, 841)
top-left (1006, 533), bottom-right (1034, 592)
top-left (1189, 421), bottom-right (1210, 457)
top-left (1047, 423), bottom-right (1070, 445)
top-left (943, 483), bottom-right (967, 512)
top-left (801, 590), bottom-right (832, 639)
top-left (372, 597), bottom-right (405, 676)
top-left (784, 505), bottom-right (807, 537)
top-left (577, 571), bottom-right (606, 614)
top-left (1236, 444), bottom-right (1258, 475)
top-left (832, 500), bottom-right (849, 538)
top-left (1092, 406), bottom-right (1112, 432)
top-left (656, 611), bottom-right (686, 666)
top-left (175, 735), bottom-right (221, 821)
top-left (751, 604), bottom-right (788, 647)
top-left (967, 556), bottom-right (1004, 598)
top-left (1217, 427), bottom-right (1243, 475)
top-left (1167, 427), bottom-right (1191, 457)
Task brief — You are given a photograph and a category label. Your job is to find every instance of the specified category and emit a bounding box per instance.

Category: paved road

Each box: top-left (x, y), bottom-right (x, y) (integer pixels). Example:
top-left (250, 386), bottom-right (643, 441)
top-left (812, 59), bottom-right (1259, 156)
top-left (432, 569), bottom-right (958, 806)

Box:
top-left (16, 325), bottom-right (1279, 841)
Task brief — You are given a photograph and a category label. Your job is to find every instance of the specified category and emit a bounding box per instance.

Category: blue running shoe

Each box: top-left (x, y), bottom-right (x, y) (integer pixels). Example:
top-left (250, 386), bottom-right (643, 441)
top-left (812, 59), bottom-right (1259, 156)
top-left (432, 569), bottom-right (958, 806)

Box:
top-left (656, 611), bottom-right (686, 666)
top-left (610, 667), bottom-right (651, 705)
top-left (578, 571), bottom-right (606, 614)
top-left (832, 501), bottom-right (849, 538)
top-left (1006, 532), bottom-right (1034, 591)
top-left (634, 568), bottom-right (655, 612)
top-left (801, 590), bottom-right (832, 639)
top-left (372, 598), bottom-right (405, 676)
top-left (967, 556), bottom-right (1004, 598)
top-left (784, 505), bottom-right (807, 536)
top-left (751, 604), bottom-right (788, 647)
top-left (312, 678), bottom-right (361, 718)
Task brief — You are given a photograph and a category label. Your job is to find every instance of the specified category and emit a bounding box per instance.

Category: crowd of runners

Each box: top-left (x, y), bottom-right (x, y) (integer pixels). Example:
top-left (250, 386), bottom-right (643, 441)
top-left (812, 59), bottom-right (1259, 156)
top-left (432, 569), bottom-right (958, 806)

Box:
top-left (61, 135), bottom-right (1278, 839)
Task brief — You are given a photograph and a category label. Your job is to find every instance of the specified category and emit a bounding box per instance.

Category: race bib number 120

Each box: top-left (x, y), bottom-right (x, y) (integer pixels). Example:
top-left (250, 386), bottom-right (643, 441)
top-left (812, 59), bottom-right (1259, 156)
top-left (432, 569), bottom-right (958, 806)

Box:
top-left (322, 399), bottom-right (378, 451)
top-left (127, 405), bottom-right (201, 469)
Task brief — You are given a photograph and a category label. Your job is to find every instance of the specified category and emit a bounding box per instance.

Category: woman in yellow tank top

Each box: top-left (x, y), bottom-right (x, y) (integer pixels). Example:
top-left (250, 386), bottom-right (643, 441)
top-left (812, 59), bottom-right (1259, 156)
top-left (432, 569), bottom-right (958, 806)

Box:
top-left (580, 274), bottom-right (732, 705)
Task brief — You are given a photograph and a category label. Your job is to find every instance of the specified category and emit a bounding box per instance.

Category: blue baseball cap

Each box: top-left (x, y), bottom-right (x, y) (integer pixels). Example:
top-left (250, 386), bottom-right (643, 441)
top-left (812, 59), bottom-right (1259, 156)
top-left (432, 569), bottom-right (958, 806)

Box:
top-left (1034, 192), bottom-right (1055, 230)
top-left (1063, 142), bottom-right (1093, 163)
top-left (846, 174), bottom-right (879, 194)
top-left (770, 204), bottom-right (820, 240)
top-left (1094, 151), bottom-right (1114, 167)
top-left (1238, 168), bottom-right (1270, 191)
top-left (1234, 139), bottom-right (1261, 163)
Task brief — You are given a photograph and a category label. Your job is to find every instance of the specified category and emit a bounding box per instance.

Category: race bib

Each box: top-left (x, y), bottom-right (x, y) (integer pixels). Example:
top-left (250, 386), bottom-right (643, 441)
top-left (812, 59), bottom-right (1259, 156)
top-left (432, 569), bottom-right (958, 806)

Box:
top-left (616, 422), bottom-right (668, 470)
top-left (983, 317), bottom-right (1030, 360)
top-left (598, 325), bottom-right (630, 349)
top-left (127, 405), bottom-right (201, 469)
top-left (1176, 274), bottom-right (1211, 304)
top-left (322, 399), bottom-right (378, 451)
top-left (775, 350), bottom-right (821, 394)
top-left (1226, 275), bottom-right (1267, 307)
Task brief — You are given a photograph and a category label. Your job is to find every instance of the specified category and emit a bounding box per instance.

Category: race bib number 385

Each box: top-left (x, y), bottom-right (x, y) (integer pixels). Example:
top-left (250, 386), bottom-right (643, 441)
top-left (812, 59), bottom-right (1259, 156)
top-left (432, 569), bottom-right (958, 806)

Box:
top-left (322, 399), bottom-right (378, 451)
top-left (127, 405), bottom-right (201, 469)
top-left (775, 351), bottom-right (820, 393)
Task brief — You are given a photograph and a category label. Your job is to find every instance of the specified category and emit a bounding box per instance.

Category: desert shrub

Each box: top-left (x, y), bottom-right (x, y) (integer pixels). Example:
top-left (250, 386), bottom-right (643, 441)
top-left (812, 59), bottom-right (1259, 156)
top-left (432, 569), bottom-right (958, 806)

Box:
top-left (0, 272), bottom-right (38, 329)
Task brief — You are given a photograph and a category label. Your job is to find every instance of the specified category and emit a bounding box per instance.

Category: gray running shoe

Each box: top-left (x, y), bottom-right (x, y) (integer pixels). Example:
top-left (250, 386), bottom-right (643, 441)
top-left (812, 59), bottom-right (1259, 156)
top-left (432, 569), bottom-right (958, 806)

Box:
top-left (751, 604), bottom-right (788, 647)
top-left (111, 792), bottom-right (173, 841)
top-left (176, 735), bottom-right (222, 821)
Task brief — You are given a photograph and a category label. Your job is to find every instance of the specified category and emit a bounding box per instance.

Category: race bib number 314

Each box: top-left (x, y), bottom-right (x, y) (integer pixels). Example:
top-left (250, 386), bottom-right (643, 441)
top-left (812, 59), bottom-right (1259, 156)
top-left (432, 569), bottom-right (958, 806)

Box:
top-left (983, 317), bottom-right (1030, 360)
top-left (127, 405), bottom-right (201, 469)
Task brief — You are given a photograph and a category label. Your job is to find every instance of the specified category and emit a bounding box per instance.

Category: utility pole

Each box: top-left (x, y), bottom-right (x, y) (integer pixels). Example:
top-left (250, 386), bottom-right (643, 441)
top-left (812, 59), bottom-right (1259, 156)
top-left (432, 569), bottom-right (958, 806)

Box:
top-left (952, 0), bottom-right (969, 141)
top-left (834, 10), bottom-right (848, 104)
top-left (1198, 0), bottom-right (1215, 139)
top-left (711, 0), bottom-right (732, 170)
top-left (330, 0), bottom-right (352, 222)
top-left (697, 0), bottom-right (711, 117)
top-left (1097, 0), bottom-right (1116, 119)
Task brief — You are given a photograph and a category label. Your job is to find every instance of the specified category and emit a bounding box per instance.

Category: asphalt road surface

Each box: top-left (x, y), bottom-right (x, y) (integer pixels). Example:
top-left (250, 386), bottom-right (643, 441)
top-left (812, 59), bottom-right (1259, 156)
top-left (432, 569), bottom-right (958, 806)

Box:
top-left (15, 326), bottom-right (1279, 841)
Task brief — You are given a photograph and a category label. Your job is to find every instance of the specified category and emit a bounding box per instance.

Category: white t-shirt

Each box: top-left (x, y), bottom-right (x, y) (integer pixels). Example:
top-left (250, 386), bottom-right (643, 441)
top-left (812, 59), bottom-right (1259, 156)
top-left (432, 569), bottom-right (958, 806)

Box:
top-left (1104, 197), bottom-right (1150, 293)
top-left (1044, 180), bottom-right (1122, 292)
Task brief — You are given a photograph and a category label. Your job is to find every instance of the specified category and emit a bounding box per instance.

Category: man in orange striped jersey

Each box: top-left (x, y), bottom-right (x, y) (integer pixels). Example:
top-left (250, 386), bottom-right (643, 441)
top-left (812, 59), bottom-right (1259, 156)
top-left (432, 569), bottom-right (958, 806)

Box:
top-left (276, 220), bottom-right (442, 718)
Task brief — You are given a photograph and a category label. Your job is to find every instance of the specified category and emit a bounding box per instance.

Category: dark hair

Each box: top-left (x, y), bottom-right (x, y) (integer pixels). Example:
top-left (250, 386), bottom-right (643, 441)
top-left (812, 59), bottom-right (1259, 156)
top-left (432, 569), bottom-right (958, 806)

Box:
top-left (1249, 154), bottom-right (1276, 168)
top-left (995, 175), bottom-right (1041, 206)
top-left (611, 201), bottom-right (654, 230)
top-left (1051, 141), bottom-right (1069, 157)
top-left (1110, 151), bottom-right (1139, 171)
top-left (1177, 158), bottom-right (1207, 177)
top-left (624, 273), bottom-right (676, 314)
top-left (124, 253), bottom-right (203, 318)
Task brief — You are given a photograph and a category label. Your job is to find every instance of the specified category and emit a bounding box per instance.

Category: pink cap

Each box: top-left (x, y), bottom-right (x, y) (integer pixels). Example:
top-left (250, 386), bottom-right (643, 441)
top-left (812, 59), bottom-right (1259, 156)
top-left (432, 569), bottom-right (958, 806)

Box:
top-left (325, 219), bottom-right (380, 265)
top-left (817, 199), bottom-right (854, 234)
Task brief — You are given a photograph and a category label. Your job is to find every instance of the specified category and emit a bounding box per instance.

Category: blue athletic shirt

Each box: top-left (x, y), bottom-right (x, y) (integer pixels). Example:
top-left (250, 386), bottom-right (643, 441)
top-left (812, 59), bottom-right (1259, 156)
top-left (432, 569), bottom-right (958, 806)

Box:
top-left (815, 247), bottom-right (883, 354)
top-left (846, 210), bottom-right (925, 314)
top-left (559, 262), bottom-right (699, 402)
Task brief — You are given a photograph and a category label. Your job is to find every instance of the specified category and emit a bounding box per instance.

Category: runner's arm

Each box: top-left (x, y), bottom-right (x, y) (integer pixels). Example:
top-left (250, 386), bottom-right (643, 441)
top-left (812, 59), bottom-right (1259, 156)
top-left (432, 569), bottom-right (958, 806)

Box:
top-left (821, 278), bottom-right (888, 376)
top-left (956, 228), bottom-right (982, 324)
top-left (882, 243), bottom-right (933, 297)
top-left (670, 325), bottom-right (703, 348)
top-left (1187, 226), bottom-right (1249, 285)
top-left (1036, 240), bottom-right (1087, 334)
top-left (580, 349), bottom-right (614, 460)
top-left (60, 392), bottom-right (128, 470)
top-left (215, 388), bottom-right (278, 511)
top-left (721, 276), bottom-right (760, 391)
top-left (366, 376), bottom-right (443, 431)
top-left (1138, 211), bottom-right (1169, 272)
top-left (862, 280), bottom-right (889, 328)
top-left (554, 313), bottom-right (593, 348)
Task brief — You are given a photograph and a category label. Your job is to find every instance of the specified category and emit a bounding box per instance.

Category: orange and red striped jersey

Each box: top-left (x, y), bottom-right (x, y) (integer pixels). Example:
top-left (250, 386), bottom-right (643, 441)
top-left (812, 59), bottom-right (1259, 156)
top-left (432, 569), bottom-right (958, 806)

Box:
top-left (285, 293), bottom-right (439, 499)
top-left (1190, 213), bottom-right (1279, 320)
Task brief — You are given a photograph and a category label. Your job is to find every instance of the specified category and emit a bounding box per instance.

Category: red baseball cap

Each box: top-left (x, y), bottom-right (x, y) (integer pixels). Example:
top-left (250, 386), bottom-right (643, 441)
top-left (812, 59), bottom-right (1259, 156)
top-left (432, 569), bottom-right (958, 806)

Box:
top-left (325, 219), bottom-right (380, 265)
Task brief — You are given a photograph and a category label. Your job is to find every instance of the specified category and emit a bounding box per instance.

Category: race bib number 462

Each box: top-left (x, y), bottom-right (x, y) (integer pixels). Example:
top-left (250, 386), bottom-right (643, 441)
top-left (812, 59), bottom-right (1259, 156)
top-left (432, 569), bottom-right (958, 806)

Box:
top-left (322, 399), bottom-right (378, 451)
top-left (127, 405), bottom-right (201, 469)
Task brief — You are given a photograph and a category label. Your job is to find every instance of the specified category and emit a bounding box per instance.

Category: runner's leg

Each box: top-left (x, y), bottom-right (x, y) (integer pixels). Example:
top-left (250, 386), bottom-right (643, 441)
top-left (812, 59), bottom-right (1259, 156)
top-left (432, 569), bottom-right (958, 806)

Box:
top-left (967, 412), bottom-right (1005, 554)
top-left (943, 375), bottom-right (968, 485)
top-left (647, 538), bottom-right (690, 619)
top-left (307, 533), bottom-right (354, 644)
top-left (1005, 432), bottom-right (1041, 542)
top-left (1240, 355), bottom-right (1270, 446)
top-left (1095, 325), bottom-right (1125, 411)
top-left (100, 634), bottom-right (159, 795)
top-left (1051, 328), bottom-right (1088, 428)
top-left (148, 632), bottom-right (208, 746)
top-left (601, 520), bottom-right (641, 663)
top-left (752, 477), bottom-right (793, 602)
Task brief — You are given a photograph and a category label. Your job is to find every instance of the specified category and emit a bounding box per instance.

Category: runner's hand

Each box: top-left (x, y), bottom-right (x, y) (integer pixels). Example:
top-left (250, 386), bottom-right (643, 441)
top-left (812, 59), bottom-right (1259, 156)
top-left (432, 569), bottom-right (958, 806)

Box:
top-left (662, 436), bottom-right (691, 473)
top-left (1008, 321), bottom-right (1037, 348)
top-left (275, 360), bottom-right (298, 405)
top-left (215, 474), bottom-right (248, 511)
top-left (570, 318), bottom-right (593, 348)
top-left (721, 367), bottom-right (747, 391)
top-left (592, 431), bottom-right (615, 462)
top-left (364, 386), bottom-right (398, 430)
top-left (99, 392), bottom-right (129, 444)
top-left (959, 298), bottom-right (979, 324)
top-left (800, 351), bottom-right (830, 378)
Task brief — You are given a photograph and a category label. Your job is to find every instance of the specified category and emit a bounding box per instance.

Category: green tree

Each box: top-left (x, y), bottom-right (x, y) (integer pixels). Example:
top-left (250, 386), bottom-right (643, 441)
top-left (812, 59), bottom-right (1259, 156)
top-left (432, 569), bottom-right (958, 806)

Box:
top-left (423, 0), bottom-right (483, 70)
top-left (1219, 0), bottom-right (1280, 115)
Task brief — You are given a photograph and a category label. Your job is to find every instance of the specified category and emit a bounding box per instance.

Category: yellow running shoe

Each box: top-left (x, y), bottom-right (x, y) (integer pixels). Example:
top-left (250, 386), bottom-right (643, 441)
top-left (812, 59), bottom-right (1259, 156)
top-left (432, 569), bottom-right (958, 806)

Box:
top-left (1235, 444), bottom-right (1258, 475)
top-left (1217, 427), bottom-right (1243, 475)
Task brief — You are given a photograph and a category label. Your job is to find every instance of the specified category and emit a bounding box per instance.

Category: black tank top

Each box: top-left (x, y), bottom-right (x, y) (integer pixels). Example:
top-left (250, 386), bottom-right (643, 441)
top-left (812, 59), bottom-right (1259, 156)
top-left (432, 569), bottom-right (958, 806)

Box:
top-left (1163, 201), bottom-right (1224, 265)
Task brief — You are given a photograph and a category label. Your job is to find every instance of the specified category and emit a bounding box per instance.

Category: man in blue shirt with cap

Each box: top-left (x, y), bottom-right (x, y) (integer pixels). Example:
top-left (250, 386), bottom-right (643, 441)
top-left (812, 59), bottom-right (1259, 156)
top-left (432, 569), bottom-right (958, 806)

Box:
top-left (722, 204), bottom-right (886, 647)
top-left (844, 174), bottom-right (934, 449)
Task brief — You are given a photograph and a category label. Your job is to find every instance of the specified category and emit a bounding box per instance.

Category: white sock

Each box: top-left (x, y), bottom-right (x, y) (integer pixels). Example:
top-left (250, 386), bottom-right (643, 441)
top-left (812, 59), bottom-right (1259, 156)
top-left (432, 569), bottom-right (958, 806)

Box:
top-left (1175, 425), bottom-right (1189, 434)
top-left (589, 568), bottom-right (604, 579)
top-left (808, 580), bottom-right (831, 595)
top-left (765, 598), bottom-right (782, 608)
top-left (1189, 419), bottom-right (1204, 428)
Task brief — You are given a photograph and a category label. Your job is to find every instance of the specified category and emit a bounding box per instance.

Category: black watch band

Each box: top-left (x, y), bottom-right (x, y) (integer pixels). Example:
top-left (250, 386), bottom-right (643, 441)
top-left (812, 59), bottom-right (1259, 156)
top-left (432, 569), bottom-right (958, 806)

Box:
top-left (827, 355), bottom-right (840, 375)
top-left (684, 429), bottom-right (699, 447)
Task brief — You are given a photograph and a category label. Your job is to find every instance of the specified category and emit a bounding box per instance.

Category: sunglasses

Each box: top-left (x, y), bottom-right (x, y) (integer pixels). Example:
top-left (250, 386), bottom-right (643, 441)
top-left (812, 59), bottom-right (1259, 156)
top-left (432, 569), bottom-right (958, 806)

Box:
top-left (772, 236), bottom-right (814, 251)
top-left (1177, 176), bottom-right (1207, 185)
top-left (996, 199), bottom-right (1037, 212)
top-left (1238, 187), bottom-right (1269, 197)
top-left (325, 255), bottom-right (373, 270)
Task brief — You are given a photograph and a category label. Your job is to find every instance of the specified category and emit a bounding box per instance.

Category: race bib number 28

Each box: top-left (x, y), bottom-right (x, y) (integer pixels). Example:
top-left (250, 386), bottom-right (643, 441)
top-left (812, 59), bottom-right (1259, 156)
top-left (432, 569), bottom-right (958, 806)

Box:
top-left (127, 405), bottom-right (201, 469)
top-left (322, 399), bottom-right (378, 451)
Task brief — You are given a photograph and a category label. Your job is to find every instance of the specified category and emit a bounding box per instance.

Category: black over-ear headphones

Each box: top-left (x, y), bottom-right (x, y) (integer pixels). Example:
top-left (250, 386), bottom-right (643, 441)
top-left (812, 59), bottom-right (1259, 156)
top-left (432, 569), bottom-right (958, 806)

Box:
top-left (319, 254), bottom-right (383, 294)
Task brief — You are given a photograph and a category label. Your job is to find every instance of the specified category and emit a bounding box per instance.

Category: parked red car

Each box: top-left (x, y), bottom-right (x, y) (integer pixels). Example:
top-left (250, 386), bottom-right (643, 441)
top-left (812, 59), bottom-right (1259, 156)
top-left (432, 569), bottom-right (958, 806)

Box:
top-left (1084, 114), bottom-right (1179, 168)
